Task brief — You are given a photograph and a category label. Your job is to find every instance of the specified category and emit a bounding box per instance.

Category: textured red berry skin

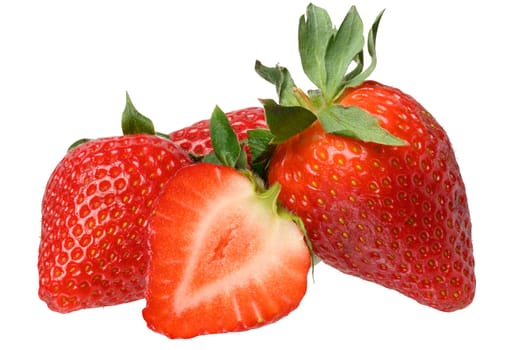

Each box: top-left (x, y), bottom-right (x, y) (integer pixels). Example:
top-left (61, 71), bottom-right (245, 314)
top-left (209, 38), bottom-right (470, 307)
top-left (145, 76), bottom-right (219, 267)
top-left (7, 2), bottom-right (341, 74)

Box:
top-left (38, 135), bottom-right (192, 313)
top-left (170, 107), bottom-right (267, 157)
top-left (268, 81), bottom-right (475, 311)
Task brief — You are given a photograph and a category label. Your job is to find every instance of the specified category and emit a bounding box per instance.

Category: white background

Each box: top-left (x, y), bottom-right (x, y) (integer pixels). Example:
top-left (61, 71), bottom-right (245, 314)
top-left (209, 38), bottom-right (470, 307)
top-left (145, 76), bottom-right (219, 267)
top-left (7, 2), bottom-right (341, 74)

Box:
top-left (1, 0), bottom-right (507, 348)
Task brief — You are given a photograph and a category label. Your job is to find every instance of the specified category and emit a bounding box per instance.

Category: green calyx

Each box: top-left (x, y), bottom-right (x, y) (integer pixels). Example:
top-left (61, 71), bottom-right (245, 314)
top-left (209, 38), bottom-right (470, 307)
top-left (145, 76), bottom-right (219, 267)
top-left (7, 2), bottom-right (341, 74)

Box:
top-left (255, 3), bottom-right (406, 146)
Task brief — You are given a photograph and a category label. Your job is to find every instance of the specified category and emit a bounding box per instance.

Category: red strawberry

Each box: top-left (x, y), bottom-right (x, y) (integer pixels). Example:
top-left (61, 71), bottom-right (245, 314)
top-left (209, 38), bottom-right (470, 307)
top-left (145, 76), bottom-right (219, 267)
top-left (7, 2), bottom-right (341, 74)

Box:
top-left (38, 95), bottom-right (193, 313)
top-left (169, 106), bottom-right (267, 158)
top-left (256, 4), bottom-right (474, 311)
top-left (143, 109), bottom-right (310, 339)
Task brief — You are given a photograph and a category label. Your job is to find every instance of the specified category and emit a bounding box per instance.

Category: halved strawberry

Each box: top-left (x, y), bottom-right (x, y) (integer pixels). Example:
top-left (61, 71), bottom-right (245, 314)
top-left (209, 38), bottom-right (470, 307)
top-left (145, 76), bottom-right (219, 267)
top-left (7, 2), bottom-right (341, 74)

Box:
top-left (142, 162), bottom-right (310, 339)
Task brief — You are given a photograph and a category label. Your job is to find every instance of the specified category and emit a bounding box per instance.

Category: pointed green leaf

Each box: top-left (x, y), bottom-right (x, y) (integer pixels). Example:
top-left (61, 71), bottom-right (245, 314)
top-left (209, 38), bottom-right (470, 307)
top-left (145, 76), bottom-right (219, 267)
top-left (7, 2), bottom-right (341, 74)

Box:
top-left (248, 128), bottom-right (274, 162)
top-left (317, 105), bottom-right (408, 146)
top-left (236, 143), bottom-right (248, 170)
top-left (343, 51), bottom-right (364, 83)
top-left (261, 99), bottom-right (316, 143)
top-left (343, 9), bottom-right (384, 90)
top-left (298, 3), bottom-right (334, 90)
top-left (247, 128), bottom-right (276, 179)
top-left (255, 60), bottom-right (307, 107)
top-left (324, 6), bottom-right (364, 101)
top-left (67, 138), bottom-right (91, 151)
top-left (209, 105), bottom-right (241, 167)
top-left (122, 92), bottom-right (155, 135)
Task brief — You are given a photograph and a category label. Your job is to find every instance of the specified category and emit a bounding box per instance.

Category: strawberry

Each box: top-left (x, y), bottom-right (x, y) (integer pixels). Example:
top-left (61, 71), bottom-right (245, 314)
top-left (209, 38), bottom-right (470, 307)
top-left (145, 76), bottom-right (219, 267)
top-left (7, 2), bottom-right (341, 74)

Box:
top-left (169, 106), bottom-right (267, 159)
top-left (256, 4), bottom-right (475, 311)
top-left (142, 107), bottom-right (310, 339)
top-left (38, 94), bottom-right (192, 313)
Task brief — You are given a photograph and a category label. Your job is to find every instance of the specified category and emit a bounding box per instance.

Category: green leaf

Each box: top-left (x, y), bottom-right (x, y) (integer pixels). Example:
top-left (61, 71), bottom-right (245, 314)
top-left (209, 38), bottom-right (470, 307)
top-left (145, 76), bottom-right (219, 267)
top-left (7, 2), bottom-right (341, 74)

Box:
top-left (260, 99), bottom-right (317, 143)
top-left (247, 128), bottom-right (276, 179)
top-left (298, 3), bottom-right (334, 90)
top-left (202, 151), bottom-right (223, 166)
top-left (209, 105), bottom-right (241, 167)
top-left (248, 128), bottom-right (274, 162)
top-left (122, 92), bottom-right (155, 135)
top-left (323, 6), bottom-right (364, 101)
top-left (255, 60), bottom-right (306, 107)
top-left (236, 144), bottom-right (248, 170)
top-left (343, 51), bottom-right (364, 83)
top-left (317, 105), bottom-right (408, 146)
top-left (342, 9), bottom-right (384, 90)
top-left (67, 138), bottom-right (91, 151)
top-left (155, 131), bottom-right (171, 139)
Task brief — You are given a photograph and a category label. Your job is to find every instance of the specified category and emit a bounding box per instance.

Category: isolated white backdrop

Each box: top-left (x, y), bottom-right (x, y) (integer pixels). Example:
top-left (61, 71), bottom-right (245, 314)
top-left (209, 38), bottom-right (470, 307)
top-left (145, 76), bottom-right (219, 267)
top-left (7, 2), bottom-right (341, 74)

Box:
top-left (1, 0), bottom-right (507, 349)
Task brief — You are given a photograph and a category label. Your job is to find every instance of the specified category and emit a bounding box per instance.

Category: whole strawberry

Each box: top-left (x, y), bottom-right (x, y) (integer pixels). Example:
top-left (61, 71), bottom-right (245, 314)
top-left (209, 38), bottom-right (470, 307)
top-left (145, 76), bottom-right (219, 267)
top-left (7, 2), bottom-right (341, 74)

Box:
top-left (38, 94), bottom-right (192, 313)
top-left (256, 4), bottom-right (474, 311)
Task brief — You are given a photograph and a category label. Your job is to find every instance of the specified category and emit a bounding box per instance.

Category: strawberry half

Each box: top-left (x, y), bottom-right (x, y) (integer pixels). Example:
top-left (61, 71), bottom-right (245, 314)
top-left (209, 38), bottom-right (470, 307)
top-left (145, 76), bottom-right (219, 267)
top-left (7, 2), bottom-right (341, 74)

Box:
top-left (255, 4), bottom-right (475, 311)
top-left (38, 94), bottom-right (192, 313)
top-left (143, 108), bottom-right (311, 339)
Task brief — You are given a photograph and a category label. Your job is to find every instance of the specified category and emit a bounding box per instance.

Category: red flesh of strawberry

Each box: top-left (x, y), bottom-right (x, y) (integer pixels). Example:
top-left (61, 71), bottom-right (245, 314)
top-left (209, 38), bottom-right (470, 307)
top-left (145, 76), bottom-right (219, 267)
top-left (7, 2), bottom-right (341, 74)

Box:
top-left (143, 163), bottom-right (310, 339)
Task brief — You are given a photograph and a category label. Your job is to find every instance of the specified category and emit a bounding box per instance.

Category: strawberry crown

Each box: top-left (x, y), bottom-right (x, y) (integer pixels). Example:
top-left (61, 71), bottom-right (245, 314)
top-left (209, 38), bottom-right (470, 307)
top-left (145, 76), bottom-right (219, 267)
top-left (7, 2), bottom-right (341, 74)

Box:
top-left (255, 3), bottom-right (407, 146)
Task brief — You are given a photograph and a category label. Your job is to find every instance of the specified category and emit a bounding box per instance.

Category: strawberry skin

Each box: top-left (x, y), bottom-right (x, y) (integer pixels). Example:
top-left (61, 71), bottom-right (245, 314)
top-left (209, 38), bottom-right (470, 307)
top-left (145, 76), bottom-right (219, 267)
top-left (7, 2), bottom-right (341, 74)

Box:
top-left (169, 106), bottom-right (267, 157)
top-left (143, 163), bottom-right (310, 339)
top-left (268, 81), bottom-right (475, 311)
top-left (38, 135), bottom-right (192, 313)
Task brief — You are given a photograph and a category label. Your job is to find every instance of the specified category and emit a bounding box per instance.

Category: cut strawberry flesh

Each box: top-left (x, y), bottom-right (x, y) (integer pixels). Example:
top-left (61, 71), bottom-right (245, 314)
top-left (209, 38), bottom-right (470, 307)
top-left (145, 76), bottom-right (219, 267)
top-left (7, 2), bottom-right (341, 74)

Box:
top-left (143, 163), bottom-right (310, 339)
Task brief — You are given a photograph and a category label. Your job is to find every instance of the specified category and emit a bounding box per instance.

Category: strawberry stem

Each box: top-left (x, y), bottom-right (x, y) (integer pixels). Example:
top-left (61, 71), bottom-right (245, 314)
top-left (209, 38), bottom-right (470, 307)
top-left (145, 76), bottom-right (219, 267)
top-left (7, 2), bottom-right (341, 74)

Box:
top-left (253, 179), bottom-right (318, 271)
top-left (255, 181), bottom-right (282, 215)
